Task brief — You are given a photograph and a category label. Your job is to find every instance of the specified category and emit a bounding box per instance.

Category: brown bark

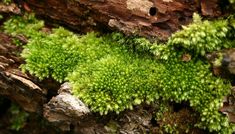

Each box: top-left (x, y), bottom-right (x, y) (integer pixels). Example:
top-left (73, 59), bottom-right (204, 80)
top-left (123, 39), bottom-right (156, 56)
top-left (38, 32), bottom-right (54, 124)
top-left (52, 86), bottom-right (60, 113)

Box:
top-left (43, 83), bottom-right (92, 131)
top-left (0, 33), bottom-right (47, 113)
top-left (24, 0), bottom-right (222, 40)
top-left (206, 49), bottom-right (235, 123)
top-left (0, 3), bottom-right (21, 14)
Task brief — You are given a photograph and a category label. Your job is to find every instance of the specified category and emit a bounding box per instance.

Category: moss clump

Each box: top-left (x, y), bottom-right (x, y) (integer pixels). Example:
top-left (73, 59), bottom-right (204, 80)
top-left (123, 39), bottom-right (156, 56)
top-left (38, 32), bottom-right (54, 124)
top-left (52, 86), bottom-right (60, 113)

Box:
top-left (2, 0), bottom-right (12, 5)
top-left (170, 14), bottom-right (234, 55)
top-left (4, 14), bottom-right (45, 38)
top-left (68, 46), bottom-right (162, 114)
top-left (20, 28), bottom-right (82, 82)
top-left (150, 14), bottom-right (235, 58)
top-left (3, 14), bottom-right (235, 133)
top-left (229, 0), bottom-right (235, 7)
top-left (9, 104), bottom-right (29, 131)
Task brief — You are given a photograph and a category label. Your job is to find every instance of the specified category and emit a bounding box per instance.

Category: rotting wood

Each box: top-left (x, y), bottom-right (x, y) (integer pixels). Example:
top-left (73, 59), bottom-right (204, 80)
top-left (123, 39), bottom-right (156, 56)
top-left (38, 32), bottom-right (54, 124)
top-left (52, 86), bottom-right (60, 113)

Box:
top-left (43, 82), bottom-right (91, 131)
top-left (0, 2), bottom-right (21, 14)
top-left (25, 0), bottom-right (222, 40)
top-left (0, 33), bottom-right (47, 113)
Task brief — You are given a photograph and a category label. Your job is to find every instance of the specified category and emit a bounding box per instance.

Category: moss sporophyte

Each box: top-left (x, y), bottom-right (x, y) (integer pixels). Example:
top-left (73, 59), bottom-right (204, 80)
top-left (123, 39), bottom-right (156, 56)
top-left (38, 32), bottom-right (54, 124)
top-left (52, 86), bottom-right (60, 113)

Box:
top-left (3, 14), bottom-right (235, 133)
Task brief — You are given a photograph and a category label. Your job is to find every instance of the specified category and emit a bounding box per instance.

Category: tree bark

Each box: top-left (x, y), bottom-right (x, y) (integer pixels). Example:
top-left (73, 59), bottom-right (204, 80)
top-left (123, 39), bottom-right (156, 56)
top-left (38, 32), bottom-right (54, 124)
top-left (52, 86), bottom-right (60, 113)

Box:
top-left (24, 0), bottom-right (222, 40)
top-left (0, 33), bottom-right (47, 113)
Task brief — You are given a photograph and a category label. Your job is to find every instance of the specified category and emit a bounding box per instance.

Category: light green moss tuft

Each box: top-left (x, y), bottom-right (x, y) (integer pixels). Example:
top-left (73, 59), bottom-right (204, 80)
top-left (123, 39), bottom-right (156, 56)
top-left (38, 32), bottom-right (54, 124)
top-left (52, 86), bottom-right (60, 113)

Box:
top-left (167, 13), bottom-right (235, 56)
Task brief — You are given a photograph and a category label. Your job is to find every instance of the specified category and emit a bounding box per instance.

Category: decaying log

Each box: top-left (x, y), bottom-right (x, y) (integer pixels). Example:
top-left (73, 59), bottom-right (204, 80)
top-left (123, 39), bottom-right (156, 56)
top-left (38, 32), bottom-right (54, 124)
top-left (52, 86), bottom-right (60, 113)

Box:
top-left (0, 2), bottom-right (21, 14)
top-left (201, 0), bottom-right (221, 16)
top-left (0, 71), bottom-right (47, 113)
top-left (220, 87), bottom-right (235, 123)
top-left (206, 49), bottom-right (235, 123)
top-left (206, 48), bottom-right (235, 76)
top-left (43, 82), bottom-right (91, 131)
top-left (24, 0), bottom-right (222, 40)
top-left (0, 33), bottom-right (47, 113)
top-left (221, 49), bottom-right (235, 75)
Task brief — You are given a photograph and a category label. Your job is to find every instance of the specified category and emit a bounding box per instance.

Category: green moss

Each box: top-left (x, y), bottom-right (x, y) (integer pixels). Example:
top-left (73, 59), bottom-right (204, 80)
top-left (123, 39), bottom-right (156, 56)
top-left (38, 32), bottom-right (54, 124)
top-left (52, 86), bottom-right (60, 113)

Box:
top-left (9, 104), bottom-right (29, 131)
top-left (229, 0), bottom-right (235, 7)
top-left (165, 13), bottom-right (235, 57)
top-left (163, 124), bottom-right (179, 134)
top-left (3, 14), bottom-right (235, 133)
top-left (230, 0), bottom-right (235, 3)
top-left (4, 14), bottom-right (45, 38)
top-left (0, 15), bottom-right (3, 20)
top-left (21, 28), bottom-right (82, 82)
top-left (142, 14), bottom-right (235, 65)
top-left (181, 17), bottom-right (232, 53)
top-left (2, 0), bottom-right (12, 5)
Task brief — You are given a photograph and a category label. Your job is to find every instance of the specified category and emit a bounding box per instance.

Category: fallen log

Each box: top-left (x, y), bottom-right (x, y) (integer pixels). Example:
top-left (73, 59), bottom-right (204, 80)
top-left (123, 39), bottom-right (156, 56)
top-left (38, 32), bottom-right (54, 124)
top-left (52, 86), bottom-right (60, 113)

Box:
top-left (24, 0), bottom-right (223, 40)
top-left (0, 33), bottom-right (47, 113)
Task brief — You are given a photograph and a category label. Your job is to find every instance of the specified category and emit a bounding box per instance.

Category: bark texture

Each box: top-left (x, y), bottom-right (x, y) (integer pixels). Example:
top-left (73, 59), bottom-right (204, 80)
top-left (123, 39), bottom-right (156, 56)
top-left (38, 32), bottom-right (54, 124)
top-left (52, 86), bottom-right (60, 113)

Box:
top-left (0, 3), bottom-right (21, 14)
top-left (24, 0), bottom-right (222, 40)
top-left (206, 49), bottom-right (235, 123)
top-left (0, 33), bottom-right (47, 113)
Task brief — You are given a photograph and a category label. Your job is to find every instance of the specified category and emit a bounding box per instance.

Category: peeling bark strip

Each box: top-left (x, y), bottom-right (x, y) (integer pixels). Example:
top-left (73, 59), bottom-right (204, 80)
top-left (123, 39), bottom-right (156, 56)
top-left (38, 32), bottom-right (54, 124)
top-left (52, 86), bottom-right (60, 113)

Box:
top-left (0, 33), bottom-right (25, 71)
top-left (43, 83), bottom-right (107, 133)
top-left (43, 83), bottom-right (91, 131)
top-left (0, 33), bottom-right (47, 113)
top-left (43, 83), bottom-right (162, 133)
top-left (25, 0), bottom-right (221, 40)
top-left (0, 3), bottom-right (21, 14)
top-left (126, 0), bottom-right (153, 13)
top-left (0, 71), bottom-right (47, 113)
